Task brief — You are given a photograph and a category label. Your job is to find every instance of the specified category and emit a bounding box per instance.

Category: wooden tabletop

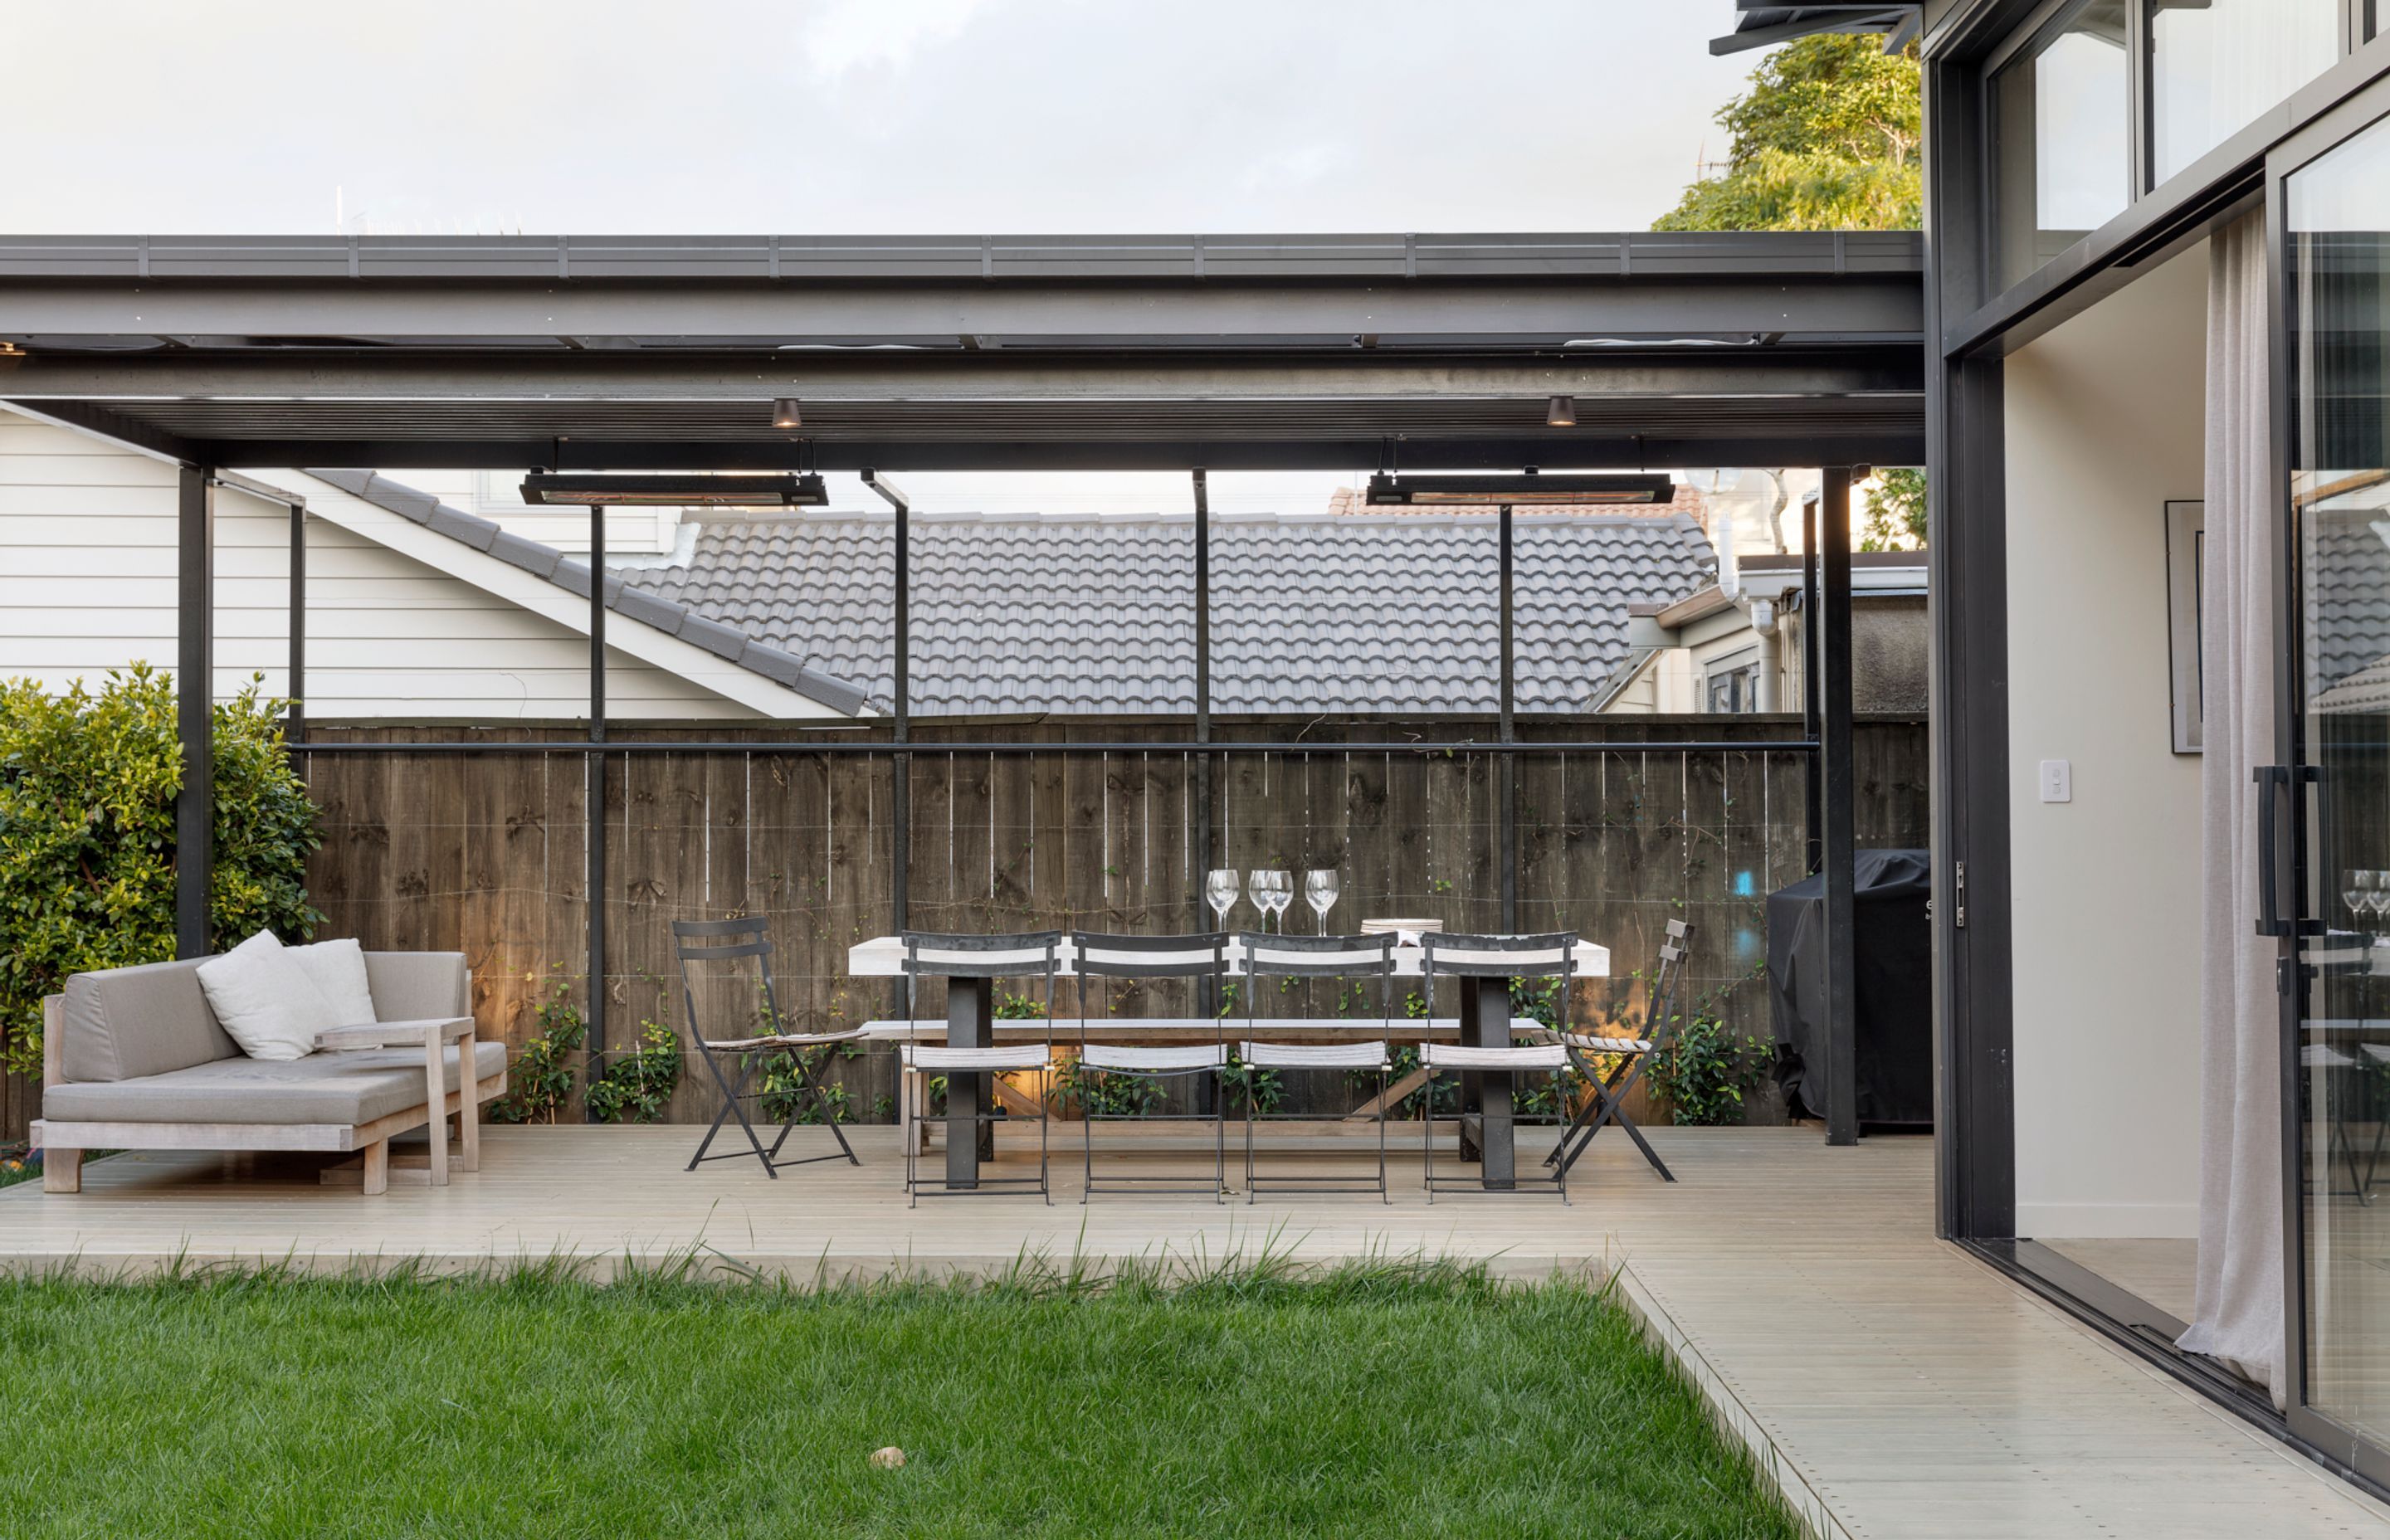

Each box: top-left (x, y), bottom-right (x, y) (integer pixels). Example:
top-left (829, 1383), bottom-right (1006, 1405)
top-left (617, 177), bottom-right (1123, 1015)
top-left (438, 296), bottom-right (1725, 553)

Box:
top-left (846, 935), bottom-right (1611, 979)
top-left (859, 1015), bottom-right (1546, 1045)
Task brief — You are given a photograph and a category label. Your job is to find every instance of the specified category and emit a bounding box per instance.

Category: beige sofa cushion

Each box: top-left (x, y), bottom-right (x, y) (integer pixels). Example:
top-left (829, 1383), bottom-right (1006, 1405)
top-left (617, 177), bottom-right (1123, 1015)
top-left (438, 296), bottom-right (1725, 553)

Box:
top-left (44, 1040), bottom-right (505, 1128)
top-left (363, 952), bottom-right (471, 1022)
top-left (61, 958), bottom-right (239, 1084)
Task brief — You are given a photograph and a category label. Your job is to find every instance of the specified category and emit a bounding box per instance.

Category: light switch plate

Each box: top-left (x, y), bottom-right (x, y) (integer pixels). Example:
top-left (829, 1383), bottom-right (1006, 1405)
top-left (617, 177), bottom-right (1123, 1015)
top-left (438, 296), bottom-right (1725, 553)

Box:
top-left (2038, 759), bottom-right (2072, 803)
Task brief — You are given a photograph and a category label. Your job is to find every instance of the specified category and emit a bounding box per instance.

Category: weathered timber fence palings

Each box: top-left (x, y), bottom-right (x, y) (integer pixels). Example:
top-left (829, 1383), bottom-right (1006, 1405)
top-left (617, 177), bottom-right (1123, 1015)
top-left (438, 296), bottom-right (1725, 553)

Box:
top-left (291, 716), bottom-right (1929, 1131)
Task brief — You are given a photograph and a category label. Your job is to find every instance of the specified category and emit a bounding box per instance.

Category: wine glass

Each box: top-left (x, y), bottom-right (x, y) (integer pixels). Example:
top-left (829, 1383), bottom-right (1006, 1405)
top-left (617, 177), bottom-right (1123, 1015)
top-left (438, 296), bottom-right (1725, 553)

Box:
top-left (1304, 869), bottom-right (1341, 933)
top-left (1205, 869), bottom-right (1241, 929)
top-left (2348, 870), bottom-right (2378, 927)
top-left (2368, 872), bottom-right (2390, 926)
top-left (1251, 869), bottom-right (1291, 933)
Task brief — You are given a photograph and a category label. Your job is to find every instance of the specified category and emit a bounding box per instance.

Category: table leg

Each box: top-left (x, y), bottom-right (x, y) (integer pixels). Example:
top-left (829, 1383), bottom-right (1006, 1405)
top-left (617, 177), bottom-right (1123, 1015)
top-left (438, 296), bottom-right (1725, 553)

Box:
top-left (946, 977), bottom-right (991, 1190)
top-left (1467, 977), bottom-right (1514, 1190)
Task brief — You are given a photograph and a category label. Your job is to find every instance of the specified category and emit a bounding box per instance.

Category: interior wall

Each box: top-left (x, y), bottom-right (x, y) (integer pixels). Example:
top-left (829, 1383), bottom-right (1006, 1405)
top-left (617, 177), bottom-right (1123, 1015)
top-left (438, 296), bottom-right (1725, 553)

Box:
top-left (2004, 240), bottom-right (2208, 1238)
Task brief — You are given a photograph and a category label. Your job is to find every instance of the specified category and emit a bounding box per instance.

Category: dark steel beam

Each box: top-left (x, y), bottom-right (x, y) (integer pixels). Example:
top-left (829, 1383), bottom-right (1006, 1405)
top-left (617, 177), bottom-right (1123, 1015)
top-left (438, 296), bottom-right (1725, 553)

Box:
top-left (0, 270), bottom-right (1924, 348)
top-left (1499, 502), bottom-right (1517, 932)
top-left (1818, 466), bottom-right (1859, 1148)
top-left (150, 433), bottom-right (1929, 475)
top-left (1803, 491), bottom-right (1822, 872)
top-left (587, 503), bottom-right (607, 1089)
top-left (1193, 468), bottom-right (1215, 1010)
top-left (175, 465), bottom-right (213, 958)
top-left (2, 397), bottom-right (202, 463)
top-left (866, 469), bottom-right (912, 936)
top-left (0, 351), bottom-right (1925, 402)
top-left (288, 501), bottom-right (305, 745)
top-left (0, 229), bottom-right (1924, 284)
top-left (285, 737), bottom-right (1825, 756)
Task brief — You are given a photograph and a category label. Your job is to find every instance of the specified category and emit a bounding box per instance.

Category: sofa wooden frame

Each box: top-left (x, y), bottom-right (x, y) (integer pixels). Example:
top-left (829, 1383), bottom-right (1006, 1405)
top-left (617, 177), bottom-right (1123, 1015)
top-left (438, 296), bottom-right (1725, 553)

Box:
top-left (32, 996), bottom-right (507, 1196)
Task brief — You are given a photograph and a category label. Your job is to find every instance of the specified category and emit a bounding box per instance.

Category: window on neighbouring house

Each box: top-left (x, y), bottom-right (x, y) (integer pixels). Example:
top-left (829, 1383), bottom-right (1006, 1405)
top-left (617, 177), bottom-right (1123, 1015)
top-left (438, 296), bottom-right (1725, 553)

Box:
top-left (1705, 662), bottom-right (1760, 714)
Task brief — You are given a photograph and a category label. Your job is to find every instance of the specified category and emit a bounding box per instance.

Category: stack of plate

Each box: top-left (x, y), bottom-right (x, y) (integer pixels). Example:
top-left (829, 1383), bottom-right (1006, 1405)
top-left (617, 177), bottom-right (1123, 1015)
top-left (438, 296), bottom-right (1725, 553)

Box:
top-left (1360, 918), bottom-right (1443, 938)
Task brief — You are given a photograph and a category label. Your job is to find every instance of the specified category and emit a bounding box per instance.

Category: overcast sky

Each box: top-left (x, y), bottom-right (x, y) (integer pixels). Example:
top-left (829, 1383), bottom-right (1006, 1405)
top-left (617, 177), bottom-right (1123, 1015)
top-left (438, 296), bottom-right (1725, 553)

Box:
top-left (4, 2), bottom-right (1762, 514)
top-left (5, 1), bottom-right (1752, 234)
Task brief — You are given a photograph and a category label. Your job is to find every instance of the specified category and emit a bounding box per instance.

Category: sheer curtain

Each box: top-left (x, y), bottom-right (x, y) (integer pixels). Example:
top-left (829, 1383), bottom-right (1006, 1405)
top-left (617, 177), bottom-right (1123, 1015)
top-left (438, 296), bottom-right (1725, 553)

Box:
top-left (2178, 210), bottom-right (2284, 1404)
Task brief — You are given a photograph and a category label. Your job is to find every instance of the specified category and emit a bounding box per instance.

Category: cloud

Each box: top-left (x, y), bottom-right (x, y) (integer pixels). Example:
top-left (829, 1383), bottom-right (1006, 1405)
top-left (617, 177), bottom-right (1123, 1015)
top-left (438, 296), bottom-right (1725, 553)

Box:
top-left (800, 0), bottom-right (999, 80)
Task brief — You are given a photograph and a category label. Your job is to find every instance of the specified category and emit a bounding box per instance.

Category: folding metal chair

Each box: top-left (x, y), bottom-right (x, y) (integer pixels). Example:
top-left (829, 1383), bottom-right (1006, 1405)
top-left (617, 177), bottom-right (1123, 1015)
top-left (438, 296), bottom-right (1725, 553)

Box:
top-left (1545, 918), bottom-right (1692, 1182)
top-left (1419, 932), bottom-right (1575, 1202)
top-left (676, 916), bottom-right (866, 1178)
top-left (900, 931), bottom-right (1061, 1207)
top-left (1069, 931), bottom-right (1232, 1202)
top-left (1238, 931), bottom-right (1397, 1204)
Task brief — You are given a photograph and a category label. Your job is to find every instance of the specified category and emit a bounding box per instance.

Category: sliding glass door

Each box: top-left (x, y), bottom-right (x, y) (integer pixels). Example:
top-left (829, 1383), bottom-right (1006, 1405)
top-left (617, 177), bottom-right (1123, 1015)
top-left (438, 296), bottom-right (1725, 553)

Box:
top-left (2285, 81), bottom-right (2390, 1474)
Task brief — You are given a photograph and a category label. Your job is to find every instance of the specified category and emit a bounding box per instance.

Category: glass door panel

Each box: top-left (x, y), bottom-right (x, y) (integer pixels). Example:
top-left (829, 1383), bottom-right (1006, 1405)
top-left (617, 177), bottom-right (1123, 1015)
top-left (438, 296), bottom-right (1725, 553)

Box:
top-left (2291, 106), bottom-right (2390, 1450)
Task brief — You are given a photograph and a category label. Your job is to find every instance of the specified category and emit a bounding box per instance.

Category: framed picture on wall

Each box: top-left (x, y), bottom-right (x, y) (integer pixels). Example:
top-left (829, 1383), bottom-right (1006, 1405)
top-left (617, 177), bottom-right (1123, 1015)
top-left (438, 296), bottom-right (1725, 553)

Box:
top-left (2166, 500), bottom-right (2204, 754)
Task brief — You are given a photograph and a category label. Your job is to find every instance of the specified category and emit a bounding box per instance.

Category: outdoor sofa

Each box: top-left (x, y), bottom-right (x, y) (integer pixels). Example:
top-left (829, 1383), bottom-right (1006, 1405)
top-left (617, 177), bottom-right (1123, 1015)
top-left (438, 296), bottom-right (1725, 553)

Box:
top-left (32, 951), bottom-right (503, 1196)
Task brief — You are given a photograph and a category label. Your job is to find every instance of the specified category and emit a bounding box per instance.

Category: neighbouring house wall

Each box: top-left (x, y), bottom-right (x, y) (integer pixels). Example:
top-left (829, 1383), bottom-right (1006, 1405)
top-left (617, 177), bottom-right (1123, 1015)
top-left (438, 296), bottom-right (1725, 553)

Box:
top-left (0, 408), bottom-right (758, 719)
top-left (2004, 241), bottom-right (2208, 1238)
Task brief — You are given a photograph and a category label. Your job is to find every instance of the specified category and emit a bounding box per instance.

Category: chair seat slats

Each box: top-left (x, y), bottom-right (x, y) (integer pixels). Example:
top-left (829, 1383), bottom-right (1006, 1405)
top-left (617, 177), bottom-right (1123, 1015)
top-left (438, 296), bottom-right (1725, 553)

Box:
top-left (1079, 1044), bottom-right (1228, 1072)
top-left (701, 1029), bottom-right (869, 1051)
top-left (1241, 1040), bottom-right (1390, 1069)
top-left (1422, 1042), bottom-right (1570, 1070)
top-left (901, 1045), bottom-right (1055, 1071)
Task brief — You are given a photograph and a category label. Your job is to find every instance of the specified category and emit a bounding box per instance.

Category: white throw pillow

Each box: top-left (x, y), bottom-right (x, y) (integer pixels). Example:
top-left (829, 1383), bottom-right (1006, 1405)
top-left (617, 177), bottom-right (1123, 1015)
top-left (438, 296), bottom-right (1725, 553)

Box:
top-left (195, 930), bottom-right (342, 1061)
top-left (283, 938), bottom-right (378, 1026)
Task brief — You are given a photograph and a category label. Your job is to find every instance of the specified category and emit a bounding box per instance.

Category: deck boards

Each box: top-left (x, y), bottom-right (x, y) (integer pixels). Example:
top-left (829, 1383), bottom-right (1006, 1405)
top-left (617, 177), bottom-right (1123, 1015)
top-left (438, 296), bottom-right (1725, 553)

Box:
top-left (4, 1126), bottom-right (2386, 1539)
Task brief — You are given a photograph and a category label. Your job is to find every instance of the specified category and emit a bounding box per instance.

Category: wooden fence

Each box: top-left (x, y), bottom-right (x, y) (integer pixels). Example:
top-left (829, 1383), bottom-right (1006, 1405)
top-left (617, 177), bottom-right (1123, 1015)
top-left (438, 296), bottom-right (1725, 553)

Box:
top-left (251, 714), bottom-right (1929, 1133)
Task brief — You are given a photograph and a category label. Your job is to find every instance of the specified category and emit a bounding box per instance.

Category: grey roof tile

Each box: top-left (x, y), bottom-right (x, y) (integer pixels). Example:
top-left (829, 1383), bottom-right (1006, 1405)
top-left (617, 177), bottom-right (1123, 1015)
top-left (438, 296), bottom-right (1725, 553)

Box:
top-left (638, 510), bottom-right (1716, 716)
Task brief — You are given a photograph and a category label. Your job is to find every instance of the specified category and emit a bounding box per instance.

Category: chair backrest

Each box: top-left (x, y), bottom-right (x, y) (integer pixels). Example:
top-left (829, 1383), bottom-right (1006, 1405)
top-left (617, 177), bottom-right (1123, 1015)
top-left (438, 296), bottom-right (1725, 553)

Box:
top-left (1421, 931), bottom-right (1578, 982)
top-left (1070, 931), bottom-right (1230, 980)
top-left (900, 931), bottom-right (1065, 980)
top-left (900, 931), bottom-right (1063, 1040)
top-left (1641, 919), bottom-right (1695, 1049)
top-left (1238, 930), bottom-right (1397, 1029)
top-left (673, 916), bottom-right (783, 1038)
top-left (1237, 932), bottom-right (1397, 980)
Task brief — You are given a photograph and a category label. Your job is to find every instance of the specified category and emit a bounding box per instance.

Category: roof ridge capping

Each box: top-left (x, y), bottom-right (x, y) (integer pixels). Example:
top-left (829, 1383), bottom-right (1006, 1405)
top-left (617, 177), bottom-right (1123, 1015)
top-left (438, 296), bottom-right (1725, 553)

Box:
top-left (301, 469), bottom-right (872, 715)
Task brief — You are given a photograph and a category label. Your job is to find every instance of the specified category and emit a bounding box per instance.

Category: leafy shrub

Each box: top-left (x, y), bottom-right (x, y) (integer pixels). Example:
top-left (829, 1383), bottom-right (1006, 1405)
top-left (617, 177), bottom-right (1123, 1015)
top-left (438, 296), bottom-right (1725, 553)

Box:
top-left (486, 978), bottom-right (587, 1124)
top-left (587, 1017), bottom-right (683, 1124)
top-left (1646, 1011), bottom-right (1771, 1127)
top-left (759, 1048), bottom-right (857, 1124)
top-left (0, 665), bottom-right (321, 1076)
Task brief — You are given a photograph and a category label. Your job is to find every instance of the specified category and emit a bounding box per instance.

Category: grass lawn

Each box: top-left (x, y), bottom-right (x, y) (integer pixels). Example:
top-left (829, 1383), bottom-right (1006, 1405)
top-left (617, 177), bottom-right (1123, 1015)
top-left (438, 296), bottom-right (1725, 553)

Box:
top-left (0, 1256), bottom-right (1799, 1539)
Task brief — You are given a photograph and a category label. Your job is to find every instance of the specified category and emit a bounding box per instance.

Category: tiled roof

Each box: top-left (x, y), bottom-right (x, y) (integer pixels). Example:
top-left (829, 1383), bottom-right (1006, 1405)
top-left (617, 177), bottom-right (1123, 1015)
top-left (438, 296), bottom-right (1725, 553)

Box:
top-left (636, 510), bottom-right (1718, 717)
top-left (303, 470), bottom-right (873, 714)
top-left (2307, 505), bottom-right (2390, 696)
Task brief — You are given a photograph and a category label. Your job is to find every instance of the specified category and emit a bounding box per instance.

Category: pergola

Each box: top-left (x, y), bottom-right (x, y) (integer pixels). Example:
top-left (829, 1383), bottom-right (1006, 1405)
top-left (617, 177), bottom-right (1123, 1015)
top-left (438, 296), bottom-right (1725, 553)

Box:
top-left (0, 229), bottom-right (1926, 1144)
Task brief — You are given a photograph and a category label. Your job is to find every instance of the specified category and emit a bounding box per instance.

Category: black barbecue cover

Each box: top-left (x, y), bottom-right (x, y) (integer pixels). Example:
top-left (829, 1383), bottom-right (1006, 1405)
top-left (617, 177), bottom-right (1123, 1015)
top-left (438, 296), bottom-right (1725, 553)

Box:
top-left (1767, 848), bottom-right (1932, 1128)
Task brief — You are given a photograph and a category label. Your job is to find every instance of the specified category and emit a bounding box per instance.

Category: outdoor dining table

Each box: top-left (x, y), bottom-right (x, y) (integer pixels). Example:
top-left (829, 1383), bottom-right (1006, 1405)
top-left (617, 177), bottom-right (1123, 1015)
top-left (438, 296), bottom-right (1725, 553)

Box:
top-left (847, 934), bottom-right (1610, 1193)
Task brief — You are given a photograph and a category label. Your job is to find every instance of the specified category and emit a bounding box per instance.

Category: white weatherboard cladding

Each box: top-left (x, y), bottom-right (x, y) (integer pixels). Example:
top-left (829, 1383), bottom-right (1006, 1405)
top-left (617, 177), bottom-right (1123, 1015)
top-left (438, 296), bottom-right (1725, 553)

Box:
top-left (0, 407), bottom-right (819, 720)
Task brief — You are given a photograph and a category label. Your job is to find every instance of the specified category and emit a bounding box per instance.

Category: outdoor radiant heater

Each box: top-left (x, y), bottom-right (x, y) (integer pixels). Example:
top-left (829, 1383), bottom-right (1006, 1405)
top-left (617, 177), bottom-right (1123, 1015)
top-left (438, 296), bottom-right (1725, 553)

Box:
top-left (519, 471), bottom-right (828, 507)
top-left (1363, 472), bottom-right (1674, 506)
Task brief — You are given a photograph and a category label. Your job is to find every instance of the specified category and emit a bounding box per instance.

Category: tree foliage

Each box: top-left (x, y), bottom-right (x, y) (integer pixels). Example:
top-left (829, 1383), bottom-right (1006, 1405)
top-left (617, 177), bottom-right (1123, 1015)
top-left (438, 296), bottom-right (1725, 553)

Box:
top-left (1656, 34), bottom-right (1921, 233)
top-left (0, 665), bottom-right (321, 1075)
top-left (1861, 467), bottom-right (1929, 552)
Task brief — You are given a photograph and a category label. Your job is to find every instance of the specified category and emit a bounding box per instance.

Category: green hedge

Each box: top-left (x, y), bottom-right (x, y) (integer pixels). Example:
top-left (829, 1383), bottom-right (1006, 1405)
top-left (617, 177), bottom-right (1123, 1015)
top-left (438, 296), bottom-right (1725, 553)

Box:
top-left (0, 665), bottom-right (322, 1076)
